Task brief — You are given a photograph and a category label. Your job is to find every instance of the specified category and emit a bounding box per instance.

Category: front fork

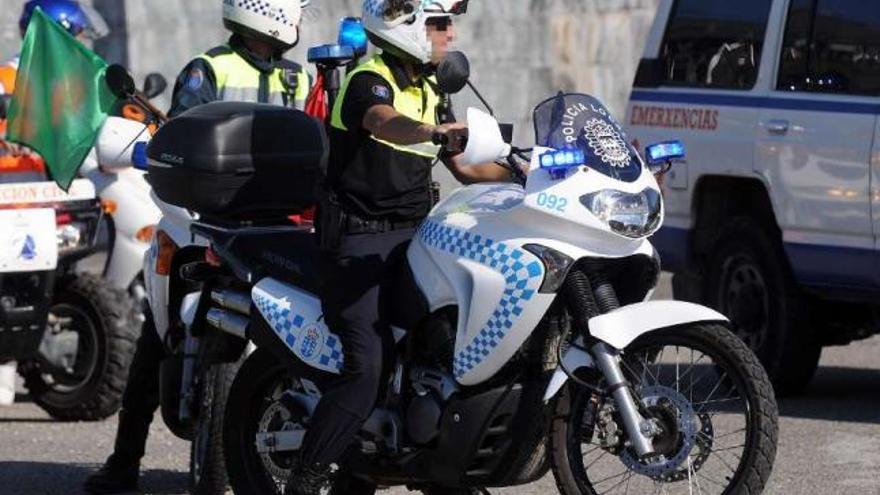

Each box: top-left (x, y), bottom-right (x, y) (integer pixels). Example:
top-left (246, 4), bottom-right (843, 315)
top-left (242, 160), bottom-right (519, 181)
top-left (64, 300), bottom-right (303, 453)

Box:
top-left (564, 268), bottom-right (656, 458)
top-left (591, 342), bottom-right (655, 457)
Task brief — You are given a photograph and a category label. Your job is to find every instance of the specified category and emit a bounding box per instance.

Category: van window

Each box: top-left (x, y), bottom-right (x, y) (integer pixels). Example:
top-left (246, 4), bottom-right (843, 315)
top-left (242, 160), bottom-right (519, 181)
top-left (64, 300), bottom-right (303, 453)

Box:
top-left (778, 0), bottom-right (880, 95)
top-left (660, 0), bottom-right (773, 90)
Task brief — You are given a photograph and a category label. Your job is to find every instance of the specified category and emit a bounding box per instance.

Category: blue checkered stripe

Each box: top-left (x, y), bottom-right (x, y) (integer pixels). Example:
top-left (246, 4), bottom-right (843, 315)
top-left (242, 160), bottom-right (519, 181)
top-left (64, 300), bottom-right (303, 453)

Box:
top-left (238, 0), bottom-right (295, 27)
top-left (253, 292), bottom-right (344, 372)
top-left (418, 221), bottom-right (544, 379)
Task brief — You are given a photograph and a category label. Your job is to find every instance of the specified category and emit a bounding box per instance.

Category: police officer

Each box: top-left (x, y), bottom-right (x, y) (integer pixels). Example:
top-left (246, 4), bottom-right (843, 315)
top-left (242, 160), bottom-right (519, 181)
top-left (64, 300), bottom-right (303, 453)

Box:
top-left (83, 1), bottom-right (310, 493)
top-left (0, 0), bottom-right (109, 407)
top-left (167, 1), bottom-right (310, 117)
top-left (288, 1), bottom-right (511, 494)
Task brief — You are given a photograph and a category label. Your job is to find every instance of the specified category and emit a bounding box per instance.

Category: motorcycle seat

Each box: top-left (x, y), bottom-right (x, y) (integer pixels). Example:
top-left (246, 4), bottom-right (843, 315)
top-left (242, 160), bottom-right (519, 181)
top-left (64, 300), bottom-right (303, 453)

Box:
top-left (192, 222), bottom-right (322, 294)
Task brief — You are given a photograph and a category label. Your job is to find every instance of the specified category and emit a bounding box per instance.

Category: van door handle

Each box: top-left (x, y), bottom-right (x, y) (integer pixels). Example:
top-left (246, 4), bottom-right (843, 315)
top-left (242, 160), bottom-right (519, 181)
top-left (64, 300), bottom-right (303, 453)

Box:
top-left (766, 119), bottom-right (790, 135)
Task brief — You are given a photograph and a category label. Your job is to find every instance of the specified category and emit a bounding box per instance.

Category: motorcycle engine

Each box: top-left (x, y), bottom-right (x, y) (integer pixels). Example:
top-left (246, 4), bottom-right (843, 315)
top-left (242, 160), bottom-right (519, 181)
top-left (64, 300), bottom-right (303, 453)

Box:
top-left (410, 310), bottom-right (456, 372)
top-left (405, 311), bottom-right (459, 445)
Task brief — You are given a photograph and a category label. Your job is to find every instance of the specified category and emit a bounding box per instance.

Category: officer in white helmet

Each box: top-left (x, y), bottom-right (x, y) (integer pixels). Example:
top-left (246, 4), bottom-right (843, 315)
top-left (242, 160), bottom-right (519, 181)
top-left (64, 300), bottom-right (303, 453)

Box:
top-left (83, 2), bottom-right (310, 494)
top-left (168, 0), bottom-right (311, 117)
top-left (289, 1), bottom-right (513, 494)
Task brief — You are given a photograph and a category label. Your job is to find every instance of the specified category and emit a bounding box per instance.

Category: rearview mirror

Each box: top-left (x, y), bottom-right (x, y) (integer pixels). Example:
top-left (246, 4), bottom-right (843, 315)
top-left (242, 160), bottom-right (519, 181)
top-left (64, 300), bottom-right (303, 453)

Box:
top-left (143, 73), bottom-right (168, 100)
top-left (436, 51), bottom-right (470, 94)
top-left (105, 64), bottom-right (136, 99)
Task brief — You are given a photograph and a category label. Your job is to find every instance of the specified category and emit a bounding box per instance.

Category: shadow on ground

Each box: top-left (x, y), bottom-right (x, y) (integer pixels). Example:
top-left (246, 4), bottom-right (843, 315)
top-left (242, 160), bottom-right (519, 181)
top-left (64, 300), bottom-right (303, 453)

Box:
top-left (0, 462), bottom-right (188, 494)
top-left (778, 365), bottom-right (880, 424)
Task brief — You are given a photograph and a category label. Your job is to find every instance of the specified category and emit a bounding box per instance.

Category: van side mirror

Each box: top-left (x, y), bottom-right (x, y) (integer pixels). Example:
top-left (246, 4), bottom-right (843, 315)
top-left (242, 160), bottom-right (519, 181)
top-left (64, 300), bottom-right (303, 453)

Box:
top-left (143, 73), bottom-right (168, 100)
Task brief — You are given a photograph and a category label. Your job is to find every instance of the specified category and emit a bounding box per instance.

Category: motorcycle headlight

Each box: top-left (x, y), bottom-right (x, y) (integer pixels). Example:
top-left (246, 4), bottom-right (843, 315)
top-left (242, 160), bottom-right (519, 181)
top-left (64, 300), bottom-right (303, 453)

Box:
top-left (580, 189), bottom-right (662, 239)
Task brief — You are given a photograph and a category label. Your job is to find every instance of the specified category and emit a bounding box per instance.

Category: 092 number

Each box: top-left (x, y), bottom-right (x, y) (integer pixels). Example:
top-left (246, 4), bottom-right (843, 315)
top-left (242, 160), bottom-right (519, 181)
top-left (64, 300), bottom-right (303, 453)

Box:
top-left (536, 193), bottom-right (568, 213)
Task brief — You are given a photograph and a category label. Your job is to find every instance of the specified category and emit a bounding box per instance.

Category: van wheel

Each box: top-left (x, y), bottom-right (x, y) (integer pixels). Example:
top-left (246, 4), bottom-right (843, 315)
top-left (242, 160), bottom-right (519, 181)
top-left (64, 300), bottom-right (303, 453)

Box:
top-left (705, 218), bottom-right (821, 396)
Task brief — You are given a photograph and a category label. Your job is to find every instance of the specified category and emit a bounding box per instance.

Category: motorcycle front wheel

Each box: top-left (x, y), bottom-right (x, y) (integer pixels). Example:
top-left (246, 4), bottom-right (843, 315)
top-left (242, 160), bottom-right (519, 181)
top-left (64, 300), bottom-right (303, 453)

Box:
top-left (550, 323), bottom-right (778, 495)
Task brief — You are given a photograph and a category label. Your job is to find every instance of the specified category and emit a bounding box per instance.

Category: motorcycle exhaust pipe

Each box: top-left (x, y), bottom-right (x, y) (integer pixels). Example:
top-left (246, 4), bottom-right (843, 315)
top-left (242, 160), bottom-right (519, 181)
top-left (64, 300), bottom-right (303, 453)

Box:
top-left (206, 308), bottom-right (249, 340)
top-left (211, 289), bottom-right (251, 316)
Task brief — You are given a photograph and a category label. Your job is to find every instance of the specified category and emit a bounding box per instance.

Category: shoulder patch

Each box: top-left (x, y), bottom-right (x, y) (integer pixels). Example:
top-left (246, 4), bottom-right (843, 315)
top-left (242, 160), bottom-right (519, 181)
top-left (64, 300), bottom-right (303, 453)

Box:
top-left (372, 84), bottom-right (391, 100)
top-left (186, 68), bottom-right (205, 91)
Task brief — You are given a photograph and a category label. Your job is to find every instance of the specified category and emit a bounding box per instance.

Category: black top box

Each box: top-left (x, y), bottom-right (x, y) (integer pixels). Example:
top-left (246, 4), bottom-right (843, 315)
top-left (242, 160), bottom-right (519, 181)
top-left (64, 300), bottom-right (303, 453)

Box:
top-left (147, 102), bottom-right (327, 220)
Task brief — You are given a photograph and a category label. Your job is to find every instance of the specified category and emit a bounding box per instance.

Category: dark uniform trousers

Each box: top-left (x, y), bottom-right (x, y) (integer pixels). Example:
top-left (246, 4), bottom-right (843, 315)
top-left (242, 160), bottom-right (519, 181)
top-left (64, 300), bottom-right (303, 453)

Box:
top-left (107, 316), bottom-right (165, 468)
top-left (300, 227), bottom-right (415, 466)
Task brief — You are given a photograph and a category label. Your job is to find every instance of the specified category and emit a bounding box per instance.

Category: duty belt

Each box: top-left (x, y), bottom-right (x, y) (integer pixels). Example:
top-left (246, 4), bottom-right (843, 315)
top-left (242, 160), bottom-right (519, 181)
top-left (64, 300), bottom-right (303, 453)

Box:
top-left (343, 214), bottom-right (422, 234)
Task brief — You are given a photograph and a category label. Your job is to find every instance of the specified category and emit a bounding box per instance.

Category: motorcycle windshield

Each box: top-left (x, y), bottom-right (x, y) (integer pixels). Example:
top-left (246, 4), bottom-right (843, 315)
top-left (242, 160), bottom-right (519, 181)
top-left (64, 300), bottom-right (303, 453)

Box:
top-left (533, 93), bottom-right (642, 183)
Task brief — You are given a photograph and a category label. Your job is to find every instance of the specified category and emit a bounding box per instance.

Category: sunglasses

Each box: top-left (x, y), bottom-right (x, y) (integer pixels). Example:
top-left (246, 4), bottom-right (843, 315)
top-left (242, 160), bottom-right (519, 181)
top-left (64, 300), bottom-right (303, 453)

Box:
top-left (425, 16), bottom-right (453, 30)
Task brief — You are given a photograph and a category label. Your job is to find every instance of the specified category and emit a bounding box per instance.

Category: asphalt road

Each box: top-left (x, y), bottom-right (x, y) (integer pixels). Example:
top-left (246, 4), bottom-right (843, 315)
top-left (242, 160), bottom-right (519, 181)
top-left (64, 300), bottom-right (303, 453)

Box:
top-left (1, 276), bottom-right (878, 495)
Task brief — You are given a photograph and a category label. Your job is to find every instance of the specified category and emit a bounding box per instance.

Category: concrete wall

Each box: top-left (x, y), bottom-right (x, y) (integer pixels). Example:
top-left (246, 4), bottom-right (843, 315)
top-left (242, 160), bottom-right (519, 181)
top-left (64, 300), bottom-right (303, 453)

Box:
top-left (1, 0), bottom-right (659, 187)
top-left (3, 0), bottom-right (659, 120)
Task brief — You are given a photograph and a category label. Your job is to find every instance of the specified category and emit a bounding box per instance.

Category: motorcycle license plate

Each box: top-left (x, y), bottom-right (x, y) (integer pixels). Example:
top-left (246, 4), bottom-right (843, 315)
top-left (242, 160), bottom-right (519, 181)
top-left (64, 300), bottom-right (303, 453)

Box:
top-left (0, 209), bottom-right (58, 273)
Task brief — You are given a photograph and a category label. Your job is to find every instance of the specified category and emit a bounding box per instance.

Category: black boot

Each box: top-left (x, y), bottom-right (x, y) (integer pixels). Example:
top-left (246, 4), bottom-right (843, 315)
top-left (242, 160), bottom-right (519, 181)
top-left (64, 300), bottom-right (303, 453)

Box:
top-left (329, 469), bottom-right (376, 495)
top-left (284, 458), bottom-right (332, 495)
top-left (83, 410), bottom-right (152, 494)
top-left (82, 455), bottom-right (139, 494)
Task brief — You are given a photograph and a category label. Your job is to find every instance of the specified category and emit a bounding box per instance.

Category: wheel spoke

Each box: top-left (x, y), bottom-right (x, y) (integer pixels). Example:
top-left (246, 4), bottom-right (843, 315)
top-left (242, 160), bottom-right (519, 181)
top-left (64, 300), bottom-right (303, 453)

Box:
top-left (585, 449), bottom-right (610, 470)
top-left (599, 470), bottom-right (636, 494)
top-left (592, 469), bottom-right (630, 486)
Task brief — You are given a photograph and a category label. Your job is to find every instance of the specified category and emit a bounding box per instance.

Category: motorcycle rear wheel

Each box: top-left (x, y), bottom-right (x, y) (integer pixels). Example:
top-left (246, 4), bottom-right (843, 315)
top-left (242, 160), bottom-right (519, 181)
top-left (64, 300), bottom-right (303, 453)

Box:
top-left (549, 323), bottom-right (778, 495)
top-left (224, 348), bottom-right (305, 495)
top-left (190, 362), bottom-right (238, 494)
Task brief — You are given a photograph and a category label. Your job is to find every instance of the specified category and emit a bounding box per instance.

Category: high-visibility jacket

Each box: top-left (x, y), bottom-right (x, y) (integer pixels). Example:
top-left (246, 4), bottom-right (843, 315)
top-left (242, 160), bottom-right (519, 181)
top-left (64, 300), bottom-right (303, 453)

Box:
top-left (0, 57), bottom-right (19, 137)
top-left (0, 57), bottom-right (45, 175)
top-left (327, 53), bottom-right (442, 221)
top-left (198, 44), bottom-right (309, 108)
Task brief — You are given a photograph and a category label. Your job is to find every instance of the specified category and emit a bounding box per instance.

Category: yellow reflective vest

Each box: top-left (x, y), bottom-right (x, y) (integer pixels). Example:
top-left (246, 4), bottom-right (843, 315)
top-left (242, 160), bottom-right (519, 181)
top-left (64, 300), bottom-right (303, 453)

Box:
top-left (198, 45), bottom-right (309, 109)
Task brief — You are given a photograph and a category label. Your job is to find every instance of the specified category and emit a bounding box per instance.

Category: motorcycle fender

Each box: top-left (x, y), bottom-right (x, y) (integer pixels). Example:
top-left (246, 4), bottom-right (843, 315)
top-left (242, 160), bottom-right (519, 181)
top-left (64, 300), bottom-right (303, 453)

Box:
top-left (104, 234), bottom-right (149, 291)
top-left (543, 345), bottom-right (595, 402)
top-left (590, 300), bottom-right (728, 350)
top-left (543, 301), bottom-right (727, 402)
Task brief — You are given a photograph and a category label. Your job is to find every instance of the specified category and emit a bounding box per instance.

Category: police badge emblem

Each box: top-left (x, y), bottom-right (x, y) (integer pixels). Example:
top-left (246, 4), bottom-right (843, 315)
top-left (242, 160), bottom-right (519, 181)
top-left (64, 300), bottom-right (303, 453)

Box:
top-left (583, 118), bottom-right (631, 169)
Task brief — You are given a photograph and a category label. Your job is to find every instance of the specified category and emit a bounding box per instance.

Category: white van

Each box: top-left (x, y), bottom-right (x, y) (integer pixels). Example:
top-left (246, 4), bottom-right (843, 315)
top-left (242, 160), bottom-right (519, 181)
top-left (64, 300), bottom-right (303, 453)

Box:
top-left (626, 0), bottom-right (879, 395)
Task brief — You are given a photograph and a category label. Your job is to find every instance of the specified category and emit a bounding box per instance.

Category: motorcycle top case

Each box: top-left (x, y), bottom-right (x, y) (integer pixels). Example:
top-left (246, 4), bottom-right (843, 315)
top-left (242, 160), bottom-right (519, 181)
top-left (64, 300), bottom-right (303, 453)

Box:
top-left (146, 102), bottom-right (327, 219)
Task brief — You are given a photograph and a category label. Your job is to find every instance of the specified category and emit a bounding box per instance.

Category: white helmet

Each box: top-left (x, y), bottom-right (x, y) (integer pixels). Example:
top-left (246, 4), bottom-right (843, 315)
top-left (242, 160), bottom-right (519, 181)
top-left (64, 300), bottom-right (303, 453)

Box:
top-left (363, 0), bottom-right (468, 64)
top-left (223, 0), bottom-right (310, 52)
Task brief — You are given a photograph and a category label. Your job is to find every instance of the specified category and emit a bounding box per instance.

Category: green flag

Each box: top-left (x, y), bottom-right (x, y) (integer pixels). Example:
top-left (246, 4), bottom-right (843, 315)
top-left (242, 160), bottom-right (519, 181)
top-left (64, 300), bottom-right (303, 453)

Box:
top-left (6, 7), bottom-right (116, 190)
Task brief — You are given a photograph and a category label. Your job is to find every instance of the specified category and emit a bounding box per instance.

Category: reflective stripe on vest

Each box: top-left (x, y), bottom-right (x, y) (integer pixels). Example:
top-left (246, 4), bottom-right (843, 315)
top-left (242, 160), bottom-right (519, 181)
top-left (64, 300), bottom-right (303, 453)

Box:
top-left (331, 54), bottom-right (441, 159)
top-left (198, 50), bottom-right (308, 109)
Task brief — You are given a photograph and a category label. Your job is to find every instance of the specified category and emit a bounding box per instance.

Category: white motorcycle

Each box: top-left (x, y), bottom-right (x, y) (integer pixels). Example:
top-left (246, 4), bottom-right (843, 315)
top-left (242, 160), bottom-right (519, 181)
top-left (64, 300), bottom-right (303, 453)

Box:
top-left (144, 71), bottom-right (779, 493)
top-left (88, 72), bottom-right (168, 301)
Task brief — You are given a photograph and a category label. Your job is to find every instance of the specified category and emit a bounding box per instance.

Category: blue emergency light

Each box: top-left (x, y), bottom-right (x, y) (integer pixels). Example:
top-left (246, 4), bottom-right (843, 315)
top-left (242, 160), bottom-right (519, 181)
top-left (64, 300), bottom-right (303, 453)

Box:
top-left (645, 140), bottom-right (686, 165)
top-left (338, 17), bottom-right (368, 57)
top-left (132, 142), bottom-right (148, 171)
top-left (540, 149), bottom-right (586, 170)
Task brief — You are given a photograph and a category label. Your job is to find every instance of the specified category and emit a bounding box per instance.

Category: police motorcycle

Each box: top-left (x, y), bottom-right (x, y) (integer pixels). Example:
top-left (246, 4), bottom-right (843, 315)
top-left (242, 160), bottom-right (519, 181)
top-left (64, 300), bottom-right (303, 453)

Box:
top-left (0, 98), bottom-right (139, 421)
top-left (110, 22), bottom-right (370, 493)
top-left (144, 52), bottom-right (778, 494)
top-left (96, 64), bottom-right (238, 494)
